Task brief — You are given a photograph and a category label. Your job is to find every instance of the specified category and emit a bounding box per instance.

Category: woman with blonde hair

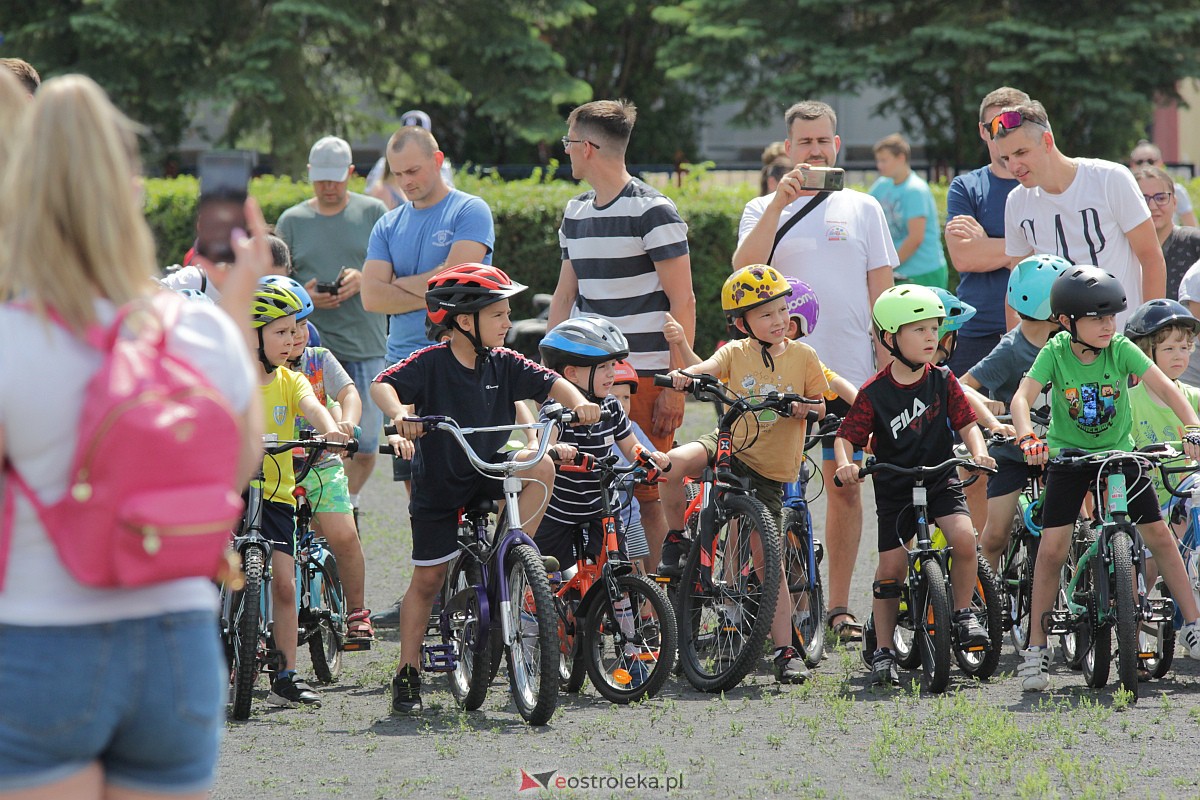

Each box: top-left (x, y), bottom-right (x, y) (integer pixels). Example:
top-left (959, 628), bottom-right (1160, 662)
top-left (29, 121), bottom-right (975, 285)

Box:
top-left (0, 75), bottom-right (264, 800)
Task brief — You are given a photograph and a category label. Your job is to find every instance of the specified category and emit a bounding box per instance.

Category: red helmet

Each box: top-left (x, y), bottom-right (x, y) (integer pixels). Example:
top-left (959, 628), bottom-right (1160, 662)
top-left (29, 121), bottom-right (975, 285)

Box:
top-left (425, 263), bottom-right (527, 324)
top-left (612, 359), bottom-right (639, 394)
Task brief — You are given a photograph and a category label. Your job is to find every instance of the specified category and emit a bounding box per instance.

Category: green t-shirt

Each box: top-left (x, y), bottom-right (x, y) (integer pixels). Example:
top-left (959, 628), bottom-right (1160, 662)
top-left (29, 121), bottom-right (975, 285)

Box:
top-left (1129, 380), bottom-right (1200, 506)
top-left (275, 192), bottom-right (387, 362)
top-left (1027, 331), bottom-right (1152, 453)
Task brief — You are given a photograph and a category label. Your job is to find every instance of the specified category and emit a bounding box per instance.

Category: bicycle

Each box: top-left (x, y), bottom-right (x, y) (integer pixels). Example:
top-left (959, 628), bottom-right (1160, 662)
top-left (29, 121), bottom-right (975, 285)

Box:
top-left (1142, 455), bottom-right (1200, 678)
top-left (292, 477), bottom-right (349, 686)
top-left (653, 371), bottom-right (819, 693)
top-left (221, 432), bottom-right (356, 720)
top-left (1042, 447), bottom-right (1177, 701)
top-left (553, 450), bottom-right (678, 703)
top-left (849, 456), bottom-right (999, 692)
top-left (401, 407), bottom-right (571, 725)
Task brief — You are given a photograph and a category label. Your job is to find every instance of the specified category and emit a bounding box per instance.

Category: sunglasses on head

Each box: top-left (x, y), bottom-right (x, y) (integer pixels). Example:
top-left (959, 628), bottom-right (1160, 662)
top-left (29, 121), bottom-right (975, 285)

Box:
top-left (987, 110), bottom-right (1046, 139)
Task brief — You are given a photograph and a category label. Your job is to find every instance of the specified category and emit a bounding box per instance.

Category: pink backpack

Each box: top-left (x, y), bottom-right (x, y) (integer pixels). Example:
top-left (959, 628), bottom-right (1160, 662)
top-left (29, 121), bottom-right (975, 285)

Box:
top-left (0, 296), bottom-right (244, 589)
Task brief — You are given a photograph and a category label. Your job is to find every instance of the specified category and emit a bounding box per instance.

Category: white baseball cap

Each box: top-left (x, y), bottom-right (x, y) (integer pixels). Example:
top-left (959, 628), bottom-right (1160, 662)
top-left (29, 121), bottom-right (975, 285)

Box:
top-left (308, 136), bottom-right (352, 182)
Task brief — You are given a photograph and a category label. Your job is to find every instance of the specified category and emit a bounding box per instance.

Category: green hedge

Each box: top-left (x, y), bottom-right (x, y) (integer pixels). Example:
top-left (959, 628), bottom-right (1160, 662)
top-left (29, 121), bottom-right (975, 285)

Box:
top-left (142, 172), bottom-right (1200, 357)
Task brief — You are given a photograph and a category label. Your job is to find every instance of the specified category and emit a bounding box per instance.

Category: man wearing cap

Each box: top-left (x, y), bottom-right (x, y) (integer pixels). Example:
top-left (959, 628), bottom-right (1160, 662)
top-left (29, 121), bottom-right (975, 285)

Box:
top-left (276, 136), bottom-right (389, 515)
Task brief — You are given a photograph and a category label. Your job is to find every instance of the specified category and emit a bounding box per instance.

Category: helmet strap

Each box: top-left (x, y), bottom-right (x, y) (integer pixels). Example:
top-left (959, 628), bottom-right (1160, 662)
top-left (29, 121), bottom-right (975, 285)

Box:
top-left (451, 312), bottom-right (491, 363)
top-left (741, 316), bottom-right (777, 372)
top-left (1067, 318), bottom-right (1104, 356)
top-left (256, 329), bottom-right (278, 374)
top-left (879, 330), bottom-right (923, 372)
top-left (936, 331), bottom-right (957, 367)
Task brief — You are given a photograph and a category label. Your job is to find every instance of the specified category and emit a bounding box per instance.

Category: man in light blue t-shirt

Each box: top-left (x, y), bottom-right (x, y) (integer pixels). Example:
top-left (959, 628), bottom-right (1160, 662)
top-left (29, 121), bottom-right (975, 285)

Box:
top-left (361, 126), bottom-right (495, 364)
top-left (869, 133), bottom-right (947, 289)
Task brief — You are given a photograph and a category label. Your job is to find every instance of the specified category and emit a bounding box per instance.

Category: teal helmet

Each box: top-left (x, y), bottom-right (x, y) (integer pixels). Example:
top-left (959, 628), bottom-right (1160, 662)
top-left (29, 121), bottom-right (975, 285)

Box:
top-left (1007, 254), bottom-right (1072, 320)
top-left (929, 287), bottom-right (976, 336)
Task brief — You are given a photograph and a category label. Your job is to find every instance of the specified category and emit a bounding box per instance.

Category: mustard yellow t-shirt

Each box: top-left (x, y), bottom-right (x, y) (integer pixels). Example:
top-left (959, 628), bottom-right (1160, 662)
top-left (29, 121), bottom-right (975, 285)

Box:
top-left (257, 367), bottom-right (315, 506)
top-left (708, 338), bottom-right (829, 482)
top-left (821, 361), bottom-right (841, 401)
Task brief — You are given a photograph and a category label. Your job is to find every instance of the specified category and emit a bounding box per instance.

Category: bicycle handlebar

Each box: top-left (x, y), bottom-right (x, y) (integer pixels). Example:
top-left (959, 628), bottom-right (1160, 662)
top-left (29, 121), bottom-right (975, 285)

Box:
top-left (263, 433), bottom-right (359, 457)
top-left (557, 449), bottom-right (669, 483)
top-left (833, 456), bottom-right (996, 487)
top-left (653, 372), bottom-right (822, 417)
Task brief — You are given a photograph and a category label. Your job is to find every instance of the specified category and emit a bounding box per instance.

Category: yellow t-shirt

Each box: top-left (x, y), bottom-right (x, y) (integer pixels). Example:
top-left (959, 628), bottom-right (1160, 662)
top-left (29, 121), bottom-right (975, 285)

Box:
top-left (258, 367), bottom-right (315, 506)
top-left (709, 338), bottom-right (829, 482)
top-left (821, 361), bottom-right (841, 401)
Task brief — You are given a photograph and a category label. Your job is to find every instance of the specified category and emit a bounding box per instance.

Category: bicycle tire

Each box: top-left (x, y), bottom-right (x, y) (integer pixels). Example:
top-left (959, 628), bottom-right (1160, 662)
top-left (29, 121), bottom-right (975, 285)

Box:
top-left (782, 508), bottom-right (825, 667)
top-left (308, 558), bottom-right (345, 685)
top-left (1144, 579), bottom-right (1175, 680)
top-left (444, 557), bottom-right (492, 711)
top-left (1111, 529), bottom-right (1140, 700)
top-left (1080, 546), bottom-right (1112, 689)
top-left (1060, 519), bottom-right (1092, 668)
top-left (677, 493), bottom-right (781, 693)
top-left (1008, 529), bottom-right (1039, 652)
top-left (505, 544), bottom-right (559, 725)
top-left (556, 588), bottom-right (587, 693)
top-left (230, 544), bottom-right (265, 721)
top-left (956, 553), bottom-right (1003, 679)
top-left (916, 558), bottom-right (952, 693)
top-left (583, 574), bottom-right (678, 704)
top-left (894, 583), bottom-right (920, 670)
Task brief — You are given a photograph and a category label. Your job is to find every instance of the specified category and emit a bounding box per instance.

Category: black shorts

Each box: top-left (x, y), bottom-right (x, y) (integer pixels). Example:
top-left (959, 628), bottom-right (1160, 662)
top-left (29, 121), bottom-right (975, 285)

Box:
top-left (534, 517), bottom-right (618, 571)
top-left (1041, 460), bottom-right (1161, 528)
top-left (875, 477), bottom-right (969, 553)
top-left (242, 494), bottom-right (296, 557)
top-left (408, 455), bottom-right (511, 566)
top-left (986, 457), bottom-right (1030, 499)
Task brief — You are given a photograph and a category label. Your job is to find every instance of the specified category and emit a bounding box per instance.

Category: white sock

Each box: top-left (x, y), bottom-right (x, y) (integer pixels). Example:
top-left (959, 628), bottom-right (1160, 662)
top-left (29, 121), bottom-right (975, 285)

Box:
top-left (348, 493), bottom-right (360, 508)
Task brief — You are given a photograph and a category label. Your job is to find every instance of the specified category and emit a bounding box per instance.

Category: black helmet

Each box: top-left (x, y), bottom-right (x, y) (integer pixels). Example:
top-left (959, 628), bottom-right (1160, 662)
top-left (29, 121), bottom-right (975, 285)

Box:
top-left (1124, 298), bottom-right (1200, 341)
top-left (1049, 265), bottom-right (1127, 320)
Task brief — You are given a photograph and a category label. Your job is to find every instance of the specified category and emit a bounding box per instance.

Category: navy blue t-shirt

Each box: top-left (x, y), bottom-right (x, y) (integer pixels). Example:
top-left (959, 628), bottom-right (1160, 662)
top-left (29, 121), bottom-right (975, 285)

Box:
top-left (946, 165), bottom-right (1019, 338)
top-left (374, 344), bottom-right (558, 493)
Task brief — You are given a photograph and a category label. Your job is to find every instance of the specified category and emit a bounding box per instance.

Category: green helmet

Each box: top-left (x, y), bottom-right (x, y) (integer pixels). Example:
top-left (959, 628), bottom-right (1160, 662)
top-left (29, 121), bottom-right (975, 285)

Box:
top-left (872, 285), bottom-right (946, 334)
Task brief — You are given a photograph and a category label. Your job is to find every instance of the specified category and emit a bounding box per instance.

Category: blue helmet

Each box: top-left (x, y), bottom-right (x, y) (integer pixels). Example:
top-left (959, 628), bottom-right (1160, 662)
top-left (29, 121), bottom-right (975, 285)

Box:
top-left (259, 275), bottom-right (314, 321)
top-left (929, 287), bottom-right (976, 336)
top-left (539, 316), bottom-right (629, 371)
top-left (1008, 254), bottom-right (1072, 320)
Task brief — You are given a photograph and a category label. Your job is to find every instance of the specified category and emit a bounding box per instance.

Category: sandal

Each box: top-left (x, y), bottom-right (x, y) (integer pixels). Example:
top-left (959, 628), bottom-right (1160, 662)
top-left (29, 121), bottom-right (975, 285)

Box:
top-left (345, 608), bottom-right (375, 652)
top-left (826, 606), bottom-right (864, 643)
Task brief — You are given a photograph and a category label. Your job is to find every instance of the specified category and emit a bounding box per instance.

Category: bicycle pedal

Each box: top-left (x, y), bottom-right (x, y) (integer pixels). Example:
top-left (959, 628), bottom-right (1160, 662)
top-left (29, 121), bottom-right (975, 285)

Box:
top-left (342, 640), bottom-right (373, 652)
top-left (421, 643), bottom-right (458, 673)
top-left (651, 574), bottom-right (673, 585)
top-left (1138, 651), bottom-right (1157, 660)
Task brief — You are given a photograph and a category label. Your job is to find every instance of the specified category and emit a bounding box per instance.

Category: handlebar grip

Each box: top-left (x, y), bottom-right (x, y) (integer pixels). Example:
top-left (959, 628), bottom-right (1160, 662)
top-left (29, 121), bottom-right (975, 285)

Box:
top-left (653, 374), bottom-right (675, 388)
top-left (344, 438), bottom-right (359, 455)
top-left (383, 423), bottom-right (397, 436)
top-left (804, 410), bottom-right (819, 424)
top-left (833, 475), bottom-right (844, 488)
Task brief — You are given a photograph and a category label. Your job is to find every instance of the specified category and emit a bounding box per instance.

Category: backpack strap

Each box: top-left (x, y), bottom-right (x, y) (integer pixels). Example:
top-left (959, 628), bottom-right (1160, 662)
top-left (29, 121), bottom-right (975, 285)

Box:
top-left (0, 462), bottom-right (47, 592)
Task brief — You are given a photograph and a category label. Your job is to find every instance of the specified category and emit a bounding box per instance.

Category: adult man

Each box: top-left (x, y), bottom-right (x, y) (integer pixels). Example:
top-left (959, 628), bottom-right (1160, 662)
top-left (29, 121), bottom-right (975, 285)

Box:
top-left (944, 87), bottom-right (1030, 375)
top-left (733, 100), bottom-right (897, 641)
top-left (996, 100), bottom-right (1166, 324)
top-left (0, 58), bottom-right (39, 96)
top-left (547, 99), bottom-right (694, 575)
top-left (276, 136), bottom-right (388, 515)
top-left (1131, 140), bottom-right (1197, 227)
top-left (869, 133), bottom-right (947, 289)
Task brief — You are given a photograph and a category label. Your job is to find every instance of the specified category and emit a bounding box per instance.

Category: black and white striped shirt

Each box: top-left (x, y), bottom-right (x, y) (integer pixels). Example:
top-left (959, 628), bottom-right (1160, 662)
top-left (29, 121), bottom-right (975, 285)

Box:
top-left (559, 179), bottom-right (689, 374)
top-left (542, 395), bottom-right (633, 524)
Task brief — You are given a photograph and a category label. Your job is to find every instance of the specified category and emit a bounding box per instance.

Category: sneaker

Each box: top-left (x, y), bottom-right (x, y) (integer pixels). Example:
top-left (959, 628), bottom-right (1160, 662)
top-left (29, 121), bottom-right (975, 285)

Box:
top-left (267, 674), bottom-right (322, 708)
top-left (1019, 645), bottom-right (1051, 691)
top-left (391, 666), bottom-right (422, 715)
top-left (371, 599), bottom-right (402, 629)
top-left (953, 609), bottom-right (990, 649)
top-left (656, 530), bottom-right (689, 578)
top-left (773, 645), bottom-right (811, 684)
top-left (870, 648), bottom-right (900, 686)
top-left (1181, 620), bottom-right (1200, 659)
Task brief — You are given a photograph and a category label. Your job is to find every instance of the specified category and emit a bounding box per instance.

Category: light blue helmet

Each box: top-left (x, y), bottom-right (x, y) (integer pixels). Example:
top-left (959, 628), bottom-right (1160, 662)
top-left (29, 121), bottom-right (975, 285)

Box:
top-left (259, 275), bottom-right (314, 321)
top-left (1008, 254), bottom-right (1072, 320)
top-left (929, 287), bottom-right (976, 336)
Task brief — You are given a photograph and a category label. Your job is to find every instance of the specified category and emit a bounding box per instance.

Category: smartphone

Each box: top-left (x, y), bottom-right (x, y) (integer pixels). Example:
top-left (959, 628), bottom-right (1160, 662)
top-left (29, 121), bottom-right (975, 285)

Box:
top-left (315, 280), bottom-right (341, 295)
top-left (799, 166), bottom-right (845, 192)
top-left (195, 151), bottom-right (255, 263)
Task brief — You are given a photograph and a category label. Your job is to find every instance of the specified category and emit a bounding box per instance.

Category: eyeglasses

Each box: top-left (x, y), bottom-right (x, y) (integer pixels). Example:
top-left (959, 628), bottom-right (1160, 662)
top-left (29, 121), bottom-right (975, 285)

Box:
top-left (1132, 158), bottom-right (1158, 166)
top-left (561, 136), bottom-right (599, 150)
top-left (987, 110), bottom-right (1047, 139)
top-left (1143, 192), bottom-right (1174, 206)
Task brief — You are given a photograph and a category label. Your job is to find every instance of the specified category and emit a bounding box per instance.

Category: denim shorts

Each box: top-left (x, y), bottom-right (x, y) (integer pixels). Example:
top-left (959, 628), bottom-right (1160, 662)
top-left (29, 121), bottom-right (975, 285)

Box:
top-left (342, 356), bottom-right (386, 454)
top-left (0, 611), bottom-right (224, 794)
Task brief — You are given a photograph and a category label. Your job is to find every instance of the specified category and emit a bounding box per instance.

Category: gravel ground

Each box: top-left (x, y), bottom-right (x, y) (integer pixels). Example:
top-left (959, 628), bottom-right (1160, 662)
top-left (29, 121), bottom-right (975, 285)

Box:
top-left (213, 400), bottom-right (1200, 800)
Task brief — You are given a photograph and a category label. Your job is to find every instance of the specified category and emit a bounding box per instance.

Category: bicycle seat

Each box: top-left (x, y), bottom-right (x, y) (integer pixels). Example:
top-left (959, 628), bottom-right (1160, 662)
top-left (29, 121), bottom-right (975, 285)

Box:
top-left (463, 497), bottom-right (499, 516)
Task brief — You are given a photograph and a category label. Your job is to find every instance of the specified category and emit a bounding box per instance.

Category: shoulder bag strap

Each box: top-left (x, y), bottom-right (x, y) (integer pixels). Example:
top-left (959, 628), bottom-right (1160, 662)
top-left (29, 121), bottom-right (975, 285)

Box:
top-left (767, 191), bottom-right (832, 265)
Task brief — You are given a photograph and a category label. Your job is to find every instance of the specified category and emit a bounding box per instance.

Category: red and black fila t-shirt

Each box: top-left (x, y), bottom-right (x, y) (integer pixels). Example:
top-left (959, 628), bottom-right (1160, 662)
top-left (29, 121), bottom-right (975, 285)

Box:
top-left (837, 364), bottom-right (976, 476)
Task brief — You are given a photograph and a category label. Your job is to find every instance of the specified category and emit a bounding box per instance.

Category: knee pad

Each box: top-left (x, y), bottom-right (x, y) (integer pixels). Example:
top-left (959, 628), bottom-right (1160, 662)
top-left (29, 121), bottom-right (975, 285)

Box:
top-left (873, 578), bottom-right (903, 600)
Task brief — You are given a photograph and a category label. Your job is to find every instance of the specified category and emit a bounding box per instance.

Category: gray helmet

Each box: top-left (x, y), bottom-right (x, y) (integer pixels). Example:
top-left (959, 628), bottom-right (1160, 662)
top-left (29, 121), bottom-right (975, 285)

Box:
top-left (539, 316), bottom-right (629, 370)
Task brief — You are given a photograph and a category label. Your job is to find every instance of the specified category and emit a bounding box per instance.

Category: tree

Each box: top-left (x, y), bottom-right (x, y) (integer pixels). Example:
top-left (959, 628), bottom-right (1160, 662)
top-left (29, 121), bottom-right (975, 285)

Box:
top-left (654, 0), bottom-right (1200, 166)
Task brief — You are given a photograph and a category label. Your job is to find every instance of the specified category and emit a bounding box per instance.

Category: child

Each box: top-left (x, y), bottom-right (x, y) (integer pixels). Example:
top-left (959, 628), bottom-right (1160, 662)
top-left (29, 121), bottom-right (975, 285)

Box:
top-left (535, 319), bottom-right (671, 575)
top-left (1012, 266), bottom-right (1200, 691)
top-left (783, 276), bottom-right (858, 404)
top-left (833, 285), bottom-right (996, 687)
top-left (660, 265), bottom-right (828, 684)
top-left (609, 360), bottom-right (656, 570)
top-left (279, 274), bottom-right (374, 649)
top-left (250, 284), bottom-right (351, 708)
top-left (929, 286), bottom-right (976, 369)
top-left (962, 254), bottom-right (1068, 571)
top-left (371, 263), bottom-right (599, 715)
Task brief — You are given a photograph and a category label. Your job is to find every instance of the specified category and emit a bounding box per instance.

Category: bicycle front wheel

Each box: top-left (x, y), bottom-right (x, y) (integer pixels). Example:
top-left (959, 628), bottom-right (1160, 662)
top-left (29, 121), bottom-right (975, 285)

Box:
top-left (556, 588), bottom-right (587, 693)
top-left (783, 508), bottom-right (825, 667)
top-left (307, 557), bottom-right (345, 685)
top-left (955, 553), bottom-right (1003, 680)
top-left (505, 544), bottom-right (559, 725)
top-left (445, 557), bottom-right (491, 711)
top-left (1008, 530), bottom-right (1039, 652)
top-left (916, 558), bottom-right (952, 693)
top-left (1080, 539), bottom-right (1112, 688)
top-left (1111, 529), bottom-right (1140, 700)
top-left (677, 493), bottom-right (781, 693)
top-left (583, 574), bottom-right (678, 704)
top-left (230, 544), bottom-right (266, 721)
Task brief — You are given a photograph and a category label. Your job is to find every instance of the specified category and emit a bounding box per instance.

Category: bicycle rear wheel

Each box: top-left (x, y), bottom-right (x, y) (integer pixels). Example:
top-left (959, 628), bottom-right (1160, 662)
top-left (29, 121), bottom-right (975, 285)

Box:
top-left (1143, 578), bottom-right (1175, 679)
top-left (955, 553), bottom-right (1003, 679)
top-left (1060, 520), bottom-right (1091, 668)
top-left (916, 558), bottom-right (952, 693)
top-left (677, 493), bottom-right (781, 693)
top-left (583, 574), bottom-right (677, 704)
top-left (230, 544), bottom-right (265, 721)
top-left (783, 508), bottom-right (825, 667)
top-left (445, 557), bottom-right (492, 711)
top-left (505, 544), bottom-right (559, 725)
top-left (556, 588), bottom-right (587, 693)
top-left (1080, 546), bottom-right (1112, 689)
top-left (1111, 529), bottom-right (1140, 700)
top-left (307, 557), bottom-right (345, 685)
top-left (1008, 530), bottom-right (1039, 652)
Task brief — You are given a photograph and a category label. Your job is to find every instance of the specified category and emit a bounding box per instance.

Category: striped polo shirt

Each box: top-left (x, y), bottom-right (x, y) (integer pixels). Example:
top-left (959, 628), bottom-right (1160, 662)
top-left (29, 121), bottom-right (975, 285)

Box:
top-left (558, 179), bottom-right (690, 374)
top-left (541, 395), bottom-right (633, 525)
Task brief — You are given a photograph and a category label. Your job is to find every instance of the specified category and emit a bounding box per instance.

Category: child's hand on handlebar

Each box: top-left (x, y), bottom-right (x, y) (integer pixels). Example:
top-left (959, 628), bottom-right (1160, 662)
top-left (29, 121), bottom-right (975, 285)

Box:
top-left (668, 369), bottom-right (693, 392)
top-left (970, 453), bottom-right (997, 471)
top-left (1018, 433), bottom-right (1048, 465)
top-left (322, 429), bottom-right (351, 446)
top-left (834, 462), bottom-right (861, 486)
top-left (1184, 426), bottom-right (1200, 460)
top-left (988, 423), bottom-right (1016, 439)
top-left (398, 418), bottom-right (426, 441)
top-left (984, 398), bottom-right (1005, 415)
top-left (789, 398), bottom-right (824, 419)
top-left (387, 432), bottom-right (414, 459)
top-left (550, 443), bottom-right (578, 463)
top-left (571, 401), bottom-right (601, 425)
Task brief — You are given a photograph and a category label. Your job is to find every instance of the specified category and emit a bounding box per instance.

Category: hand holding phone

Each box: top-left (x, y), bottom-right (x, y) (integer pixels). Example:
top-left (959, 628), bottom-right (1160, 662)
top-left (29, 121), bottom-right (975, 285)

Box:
top-left (798, 166), bottom-right (845, 191)
top-left (195, 151), bottom-right (255, 263)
